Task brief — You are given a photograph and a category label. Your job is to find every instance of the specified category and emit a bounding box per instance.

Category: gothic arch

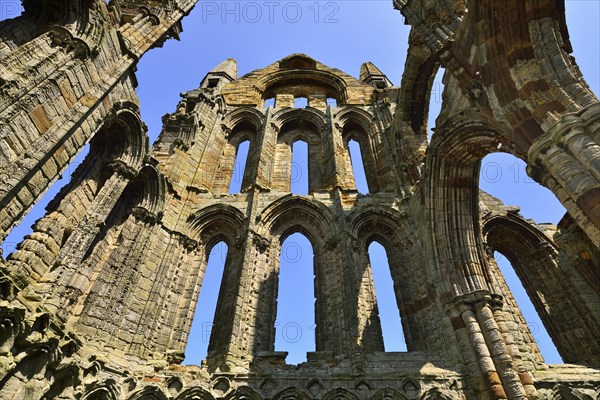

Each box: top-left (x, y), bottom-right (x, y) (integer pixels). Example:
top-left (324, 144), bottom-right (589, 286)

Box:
top-left (129, 165), bottom-right (166, 217)
top-left (127, 386), bottom-right (168, 400)
top-left (260, 68), bottom-right (347, 104)
top-left (20, 0), bottom-right (107, 59)
top-left (97, 102), bottom-right (149, 173)
top-left (175, 387), bottom-right (216, 400)
top-left (425, 109), bottom-right (512, 297)
top-left (1, 103), bottom-right (152, 295)
top-left (223, 107), bottom-right (265, 135)
top-left (255, 196), bottom-right (353, 354)
top-left (482, 214), bottom-right (600, 365)
top-left (217, 110), bottom-right (262, 194)
top-left (273, 107), bottom-right (328, 135)
top-left (187, 204), bottom-right (246, 250)
top-left (336, 107), bottom-right (373, 130)
top-left (228, 126), bottom-right (256, 147)
top-left (81, 383), bottom-right (119, 400)
top-left (257, 196), bottom-right (336, 244)
top-left (269, 108), bottom-right (328, 192)
top-left (184, 205), bottom-right (247, 365)
top-left (348, 206), bottom-right (424, 351)
top-left (338, 109), bottom-right (380, 192)
top-left (223, 386), bottom-right (261, 400)
top-left (272, 387), bottom-right (312, 400)
top-left (322, 388), bottom-right (360, 400)
top-left (349, 206), bottom-right (414, 251)
top-left (397, 42), bottom-right (440, 135)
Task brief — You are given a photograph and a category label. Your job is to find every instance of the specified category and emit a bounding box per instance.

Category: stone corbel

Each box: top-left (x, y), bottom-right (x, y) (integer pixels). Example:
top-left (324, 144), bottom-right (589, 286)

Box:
top-left (269, 122), bottom-right (280, 134)
top-left (178, 235), bottom-right (199, 252)
top-left (48, 27), bottom-right (92, 60)
top-left (105, 160), bottom-right (138, 180)
top-left (251, 232), bottom-right (270, 253)
top-left (221, 124), bottom-right (232, 139)
top-left (197, 92), bottom-right (216, 108)
top-left (464, 78), bottom-right (484, 102)
top-left (131, 206), bottom-right (162, 225)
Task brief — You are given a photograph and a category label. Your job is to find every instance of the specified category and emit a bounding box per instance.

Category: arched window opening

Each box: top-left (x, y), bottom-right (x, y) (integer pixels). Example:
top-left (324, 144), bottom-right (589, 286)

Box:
top-left (294, 97), bottom-right (308, 108)
top-left (228, 140), bottom-right (250, 194)
top-left (479, 152), bottom-right (566, 363)
top-left (368, 241), bottom-right (406, 352)
top-left (184, 241), bottom-right (229, 365)
top-left (493, 250), bottom-right (563, 363)
top-left (264, 97), bottom-right (275, 108)
top-left (291, 140), bottom-right (309, 195)
top-left (479, 153), bottom-right (566, 223)
top-left (274, 233), bottom-right (315, 364)
top-left (2, 144), bottom-right (90, 257)
top-left (326, 98), bottom-right (337, 107)
top-left (348, 139), bottom-right (369, 194)
top-left (427, 68), bottom-right (445, 141)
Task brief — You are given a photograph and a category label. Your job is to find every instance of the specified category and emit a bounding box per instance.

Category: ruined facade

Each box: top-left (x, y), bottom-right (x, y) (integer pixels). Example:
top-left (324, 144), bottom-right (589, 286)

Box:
top-left (0, 1), bottom-right (600, 399)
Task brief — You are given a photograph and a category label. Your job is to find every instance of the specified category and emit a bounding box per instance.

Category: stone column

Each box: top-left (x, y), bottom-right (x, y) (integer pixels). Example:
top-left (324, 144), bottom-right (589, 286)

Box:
top-left (528, 103), bottom-right (600, 246)
top-left (475, 300), bottom-right (528, 400)
top-left (461, 305), bottom-right (508, 399)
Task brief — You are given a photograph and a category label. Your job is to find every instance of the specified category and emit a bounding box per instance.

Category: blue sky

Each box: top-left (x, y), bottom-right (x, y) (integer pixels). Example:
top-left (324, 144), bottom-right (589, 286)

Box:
top-left (1, 1), bottom-right (599, 366)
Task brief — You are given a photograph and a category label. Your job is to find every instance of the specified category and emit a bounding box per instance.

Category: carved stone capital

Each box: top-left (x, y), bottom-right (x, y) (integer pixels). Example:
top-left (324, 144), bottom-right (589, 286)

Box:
top-left (251, 232), bottom-right (270, 253)
top-left (106, 160), bottom-right (138, 180)
top-left (49, 27), bottom-right (91, 60)
top-left (131, 206), bottom-right (161, 225)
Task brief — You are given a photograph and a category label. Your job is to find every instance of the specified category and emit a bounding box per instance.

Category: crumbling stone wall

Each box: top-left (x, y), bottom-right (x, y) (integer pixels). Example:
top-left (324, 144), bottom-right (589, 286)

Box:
top-left (1, 1), bottom-right (600, 399)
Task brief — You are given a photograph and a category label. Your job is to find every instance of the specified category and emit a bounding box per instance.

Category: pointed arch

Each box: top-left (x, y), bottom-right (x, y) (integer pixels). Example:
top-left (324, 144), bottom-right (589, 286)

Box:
top-left (222, 107), bottom-right (265, 135)
top-left (257, 195), bottom-right (336, 244)
top-left (322, 388), bottom-right (360, 400)
top-left (482, 213), bottom-right (600, 365)
top-left (99, 102), bottom-right (149, 172)
top-left (175, 387), bottom-right (216, 400)
top-left (81, 383), bottom-right (119, 400)
top-left (182, 204), bottom-right (246, 366)
top-left (129, 165), bottom-right (166, 216)
top-left (272, 387), bottom-right (312, 400)
top-left (127, 386), bottom-right (168, 400)
top-left (187, 204), bottom-right (246, 249)
top-left (336, 107), bottom-right (374, 130)
top-left (272, 107), bottom-right (328, 134)
top-left (254, 196), bottom-right (354, 355)
top-left (217, 108), bottom-right (262, 194)
top-left (270, 108), bottom-right (327, 192)
top-left (223, 386), bottom-right (261, 400)
top-left (336, 108), bottom-right (386, 192)
top-left (425, 110), bottom-right (515, 297)
top-left (349, 205), bottom-right (427, 352)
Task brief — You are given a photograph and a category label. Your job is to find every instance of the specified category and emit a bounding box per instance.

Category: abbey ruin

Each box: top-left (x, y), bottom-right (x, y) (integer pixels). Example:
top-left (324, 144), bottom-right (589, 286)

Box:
top-left (0, 1), bottom-right (599, 399)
